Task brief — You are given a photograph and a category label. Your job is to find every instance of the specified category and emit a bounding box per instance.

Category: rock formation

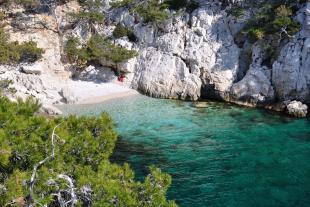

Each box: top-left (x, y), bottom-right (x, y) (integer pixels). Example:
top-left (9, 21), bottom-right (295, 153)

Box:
top-left (0, 0), bottom-right (309, 117)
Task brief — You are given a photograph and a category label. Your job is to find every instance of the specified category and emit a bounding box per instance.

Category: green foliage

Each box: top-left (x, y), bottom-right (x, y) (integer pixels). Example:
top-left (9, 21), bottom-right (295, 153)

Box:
top-left (65, 35), bottom-right (137, 67)
top-left (16, 0), bottom-right (40, 9)
top-left (111, 0), bottom-right (199, 23)
top-left (111, 0), bottom-right (170, 23)
top-left (113, 23), bottom-right (137, 42)
top-left (0, 96), bottom-right (177, 206)
top-left (17, 41), bottom-right (44, 62)
top-left (0, 28), bottom-right (43, 64)
top-left (72, 0), bottom-right (105, 25)
top-left (70, 11), bottom-right (105, 24)
top-left (0, 79), bottom-right (16, 95)
top-left (133, 0), bottom-right (169, 24)
top-left (241, 2), bottom-right (301, 43)
top-left (227, 4), bottom-right (244, 18)
top-left (165, 0), bottom-right (199, 13)
top-left (0, 0), bottom-right (41, 12)
top-left (113, 24), bottom-right (130, 38)
top-left (110, 0), bottom-right (135, 8)
top-left (235, 1), bottom-right (306, 67)
top-left (247, 28), bottom-right (265, 43)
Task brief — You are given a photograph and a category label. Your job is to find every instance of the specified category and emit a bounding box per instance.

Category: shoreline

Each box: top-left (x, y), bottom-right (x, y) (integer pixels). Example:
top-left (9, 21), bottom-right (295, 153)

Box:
top-left (76, 90), bottom-right (140, 105)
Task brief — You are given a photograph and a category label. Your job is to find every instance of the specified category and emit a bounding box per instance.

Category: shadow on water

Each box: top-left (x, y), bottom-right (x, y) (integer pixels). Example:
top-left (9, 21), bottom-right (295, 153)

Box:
top-left (60, 95), bottom-right (310, 207)
top-left (110, 136), bottom-right (169, 180)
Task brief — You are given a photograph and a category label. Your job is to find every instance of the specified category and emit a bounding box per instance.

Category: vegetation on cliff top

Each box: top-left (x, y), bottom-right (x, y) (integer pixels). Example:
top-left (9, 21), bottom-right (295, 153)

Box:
top-left (64, 35), bottom-right (137, 67)
top-left (230, 0), bottom-right (306, 67)
top-left (0, 96), bottom-right (177, 206)
top-left (0, 28), bottom-right (43, 64)
top-left (111, 0), bottom-right (199, 23)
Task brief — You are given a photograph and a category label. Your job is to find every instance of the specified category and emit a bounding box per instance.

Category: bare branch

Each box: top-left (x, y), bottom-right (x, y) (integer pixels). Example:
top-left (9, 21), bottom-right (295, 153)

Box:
top-left (28, 123), bottom-right (61, 204)
top-left (57, 174), bottom-right (78, 207)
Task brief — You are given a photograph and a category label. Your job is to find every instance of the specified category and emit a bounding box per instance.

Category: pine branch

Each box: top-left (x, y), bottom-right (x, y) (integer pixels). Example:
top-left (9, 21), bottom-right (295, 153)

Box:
top-left (28, 123), bottom-right (61, 204)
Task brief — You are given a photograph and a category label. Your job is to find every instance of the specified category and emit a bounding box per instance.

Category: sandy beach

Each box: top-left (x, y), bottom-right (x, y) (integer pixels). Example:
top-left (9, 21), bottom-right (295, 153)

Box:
top-left (65, 80), bottom-right (139, 105)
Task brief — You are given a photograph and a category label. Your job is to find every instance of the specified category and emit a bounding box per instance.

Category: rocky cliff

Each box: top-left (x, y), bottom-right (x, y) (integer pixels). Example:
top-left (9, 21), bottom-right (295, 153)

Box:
top-left (0, 0), bottom-right (309, 117)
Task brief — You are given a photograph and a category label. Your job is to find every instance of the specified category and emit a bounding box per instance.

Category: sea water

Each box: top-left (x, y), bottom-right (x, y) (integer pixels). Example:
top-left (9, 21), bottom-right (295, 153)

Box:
top-left (58, 95), bottom-right (310, 207)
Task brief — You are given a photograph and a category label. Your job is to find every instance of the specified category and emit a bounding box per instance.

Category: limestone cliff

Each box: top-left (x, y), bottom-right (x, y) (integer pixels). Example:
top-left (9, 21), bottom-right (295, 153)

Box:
top-left (0, 0), bottom-right (308, 117)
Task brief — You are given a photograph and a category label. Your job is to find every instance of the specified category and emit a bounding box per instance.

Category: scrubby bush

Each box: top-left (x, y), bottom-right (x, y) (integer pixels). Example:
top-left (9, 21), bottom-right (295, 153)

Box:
top-left (0, 28), bottom-right (43, 64)
top-left (241, 2), bottom-right (301, 42)
top-left (0, 96), bottom-right (177, 206)
top-left (73, 0), bottom-right (105, 24)
top-left (17, 41), bottom-right (44, 62)
top-left (70, 11), bottom-right (105, 24)
top-left (113, 23), bottom-right (137, 41)
top-left (113, 24), bottom-right (129, 38)
top-left (133, 0), bottom-right (169, 24)
top-left (64, 35), bottom-right (137, 67)
top-left (111, 0), bottom-right (200, 23)
top-left (165, 0), bottom-right (199, 13)
top-left (110, 0), bottom-right (134, 8)
top-left (247, 28), bottom-right (265, 43)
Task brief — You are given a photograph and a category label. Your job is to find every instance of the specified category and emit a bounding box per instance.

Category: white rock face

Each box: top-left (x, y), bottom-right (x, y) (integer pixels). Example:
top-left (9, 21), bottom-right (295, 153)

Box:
top-left (21, 64), bottom-right (43, 75)
top-left (131, 48), bottom-right (201, 100)
top-left (119, 3), bottom-right (240, 100)
top-left (1, 0), bottom-right (309, 116)
top-left (230, 65), bottom-right (274, 105)
top-left (183, 8), bottom-right (240, 98)
top-left (77, 65), bottom-right (117, 82)
top-left (286, 101), bottom-right (308, 118)
top-left (272, 2), bottom-right (310, 103)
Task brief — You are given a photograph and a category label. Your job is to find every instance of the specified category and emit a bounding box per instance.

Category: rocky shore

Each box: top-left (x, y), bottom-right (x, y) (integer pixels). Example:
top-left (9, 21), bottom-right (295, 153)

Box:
top-left (0, 0), bottom-right (309, 117)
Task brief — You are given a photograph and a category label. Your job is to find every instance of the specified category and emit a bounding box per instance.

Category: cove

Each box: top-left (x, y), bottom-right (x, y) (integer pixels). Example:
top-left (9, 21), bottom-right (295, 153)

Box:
top-left (58, 95), bottom-right (310, 207)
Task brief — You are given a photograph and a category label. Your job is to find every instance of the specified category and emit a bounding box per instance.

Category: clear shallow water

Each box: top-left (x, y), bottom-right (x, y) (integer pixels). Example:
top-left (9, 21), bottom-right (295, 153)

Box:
top-left (58, 95), bottom-right (310, 207)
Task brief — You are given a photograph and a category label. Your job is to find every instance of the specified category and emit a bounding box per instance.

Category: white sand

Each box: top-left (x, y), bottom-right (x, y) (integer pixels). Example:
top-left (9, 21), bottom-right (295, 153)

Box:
top-left (65, 80), bottom-right (139, 105)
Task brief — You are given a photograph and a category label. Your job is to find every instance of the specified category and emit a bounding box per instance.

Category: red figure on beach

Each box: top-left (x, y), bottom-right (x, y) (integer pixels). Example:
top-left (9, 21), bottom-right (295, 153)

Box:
top-left (118, 74), bottom-right (125, 82)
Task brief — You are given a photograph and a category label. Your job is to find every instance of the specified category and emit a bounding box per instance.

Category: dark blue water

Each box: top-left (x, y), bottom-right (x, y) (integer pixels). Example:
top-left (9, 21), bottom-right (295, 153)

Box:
top-left (59, 95), bottom-right (310, 207)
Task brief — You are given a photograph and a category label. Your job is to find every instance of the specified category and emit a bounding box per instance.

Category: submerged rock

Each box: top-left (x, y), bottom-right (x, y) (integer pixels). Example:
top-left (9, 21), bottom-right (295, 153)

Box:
top-left (192, 102), bottom-right (209, 108)
top-left (39, 104), bottom-right (63, 116)
top-left (286, 101), bottom-right (308, 118)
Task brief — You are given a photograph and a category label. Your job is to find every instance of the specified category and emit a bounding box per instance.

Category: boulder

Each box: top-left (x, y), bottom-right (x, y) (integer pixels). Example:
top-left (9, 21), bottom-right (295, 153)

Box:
top-left (60, 88), bottom-right (78, 104)
top-left (21, 64), bottom-right (43, 75)
top-left (286, 101), bottom-right (308, 118)
top-left (77, 65), bottom-right (117, 82)
top-left (40, 104), bottom-right (63, 116)
top-left (131, 48), bottom-right (201, 100)
top-left (230, 64), bottom-right (274, 105)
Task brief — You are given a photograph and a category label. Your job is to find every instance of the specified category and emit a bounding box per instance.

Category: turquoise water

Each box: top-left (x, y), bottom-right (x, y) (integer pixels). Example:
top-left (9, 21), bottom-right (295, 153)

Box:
top-left (59, 95), bottom-right (310, 207)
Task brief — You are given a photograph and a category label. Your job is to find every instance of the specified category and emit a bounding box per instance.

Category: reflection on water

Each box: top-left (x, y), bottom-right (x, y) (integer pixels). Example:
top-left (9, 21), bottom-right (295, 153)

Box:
top-left (59, 95), bottom-right (310, 207)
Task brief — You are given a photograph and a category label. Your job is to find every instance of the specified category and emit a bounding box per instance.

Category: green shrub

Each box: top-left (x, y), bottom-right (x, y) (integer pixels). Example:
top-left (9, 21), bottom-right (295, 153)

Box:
top-left (87, 35), bottom-right (138, 64)
top-left (227, 4), bottom-right (244, 18)
top-left (242, 2), bottom-right (301, 43)
top-left (17, 41), bottom-right (44, 62)
top-left (165, 0), bottom-right (199, 13)
top-left (113, 24), bottom-right (129, 38)
top-left (0, 28), bottom-right (43, 64)
top-left (70, 11), bottom-right (105, 24)
top-left (133, 0), bottom-right (169, 24)
top-left (247, 28), bottom-right (265, 43)
top-left (113, 0), bottom-right (170, 24)
top-left (65, 35), bottom-right (137, 67)
top-left (0, 0), bottom-right (40, 11)
top-left (110, 0), bottom-right (135, 8)
top-left (0, 96), bottom-right (177, 206)
top-left (64, 36), bottom-right (80, 62)
top-left (113, 23), bottom-right (137, 41)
